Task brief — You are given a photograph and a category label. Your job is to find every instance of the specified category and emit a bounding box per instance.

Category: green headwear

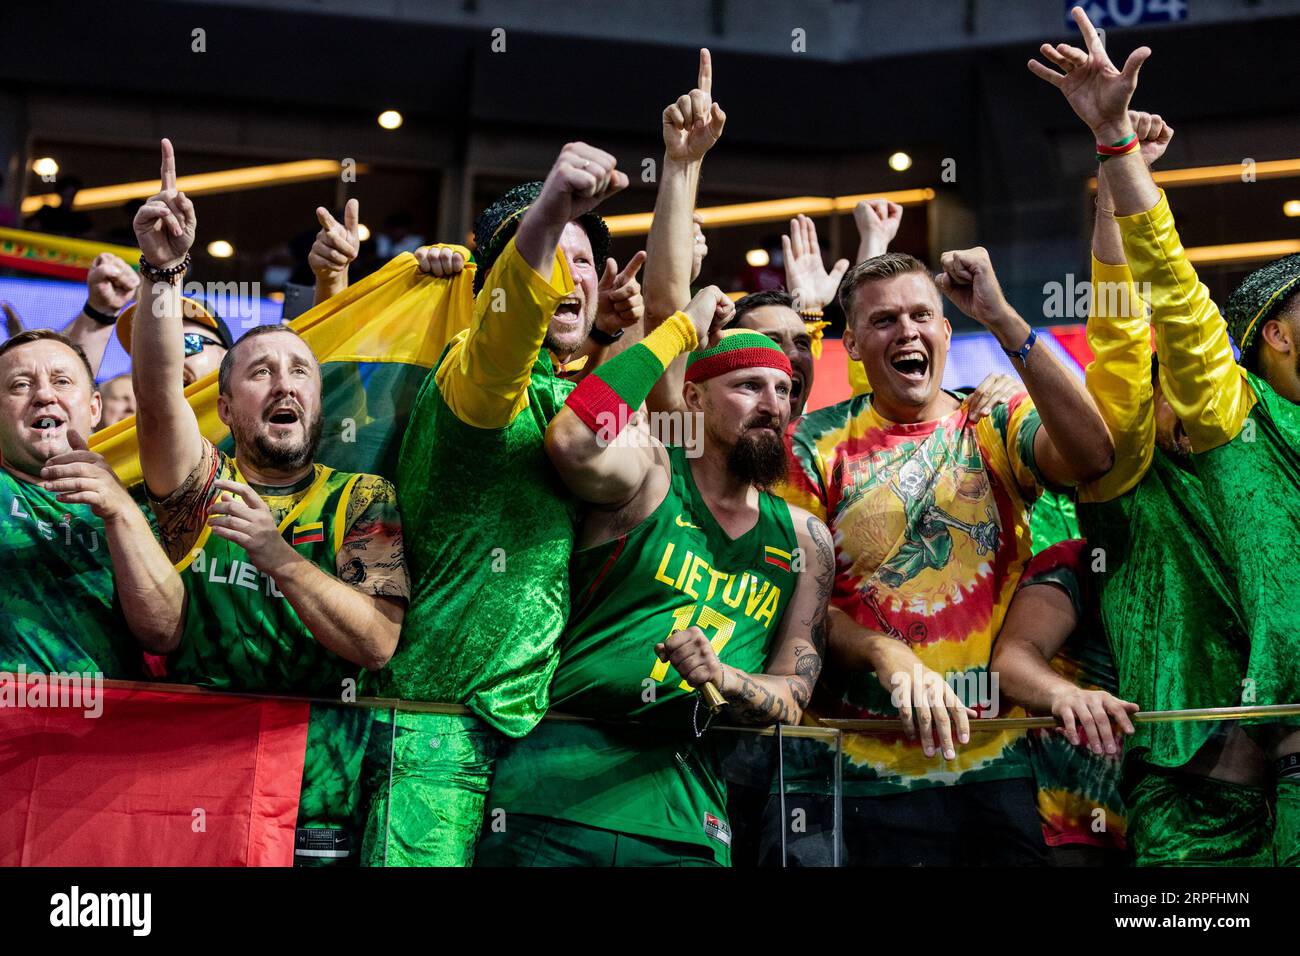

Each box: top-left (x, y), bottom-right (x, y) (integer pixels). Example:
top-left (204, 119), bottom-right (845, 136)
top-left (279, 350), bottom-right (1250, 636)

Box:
top-left (684, 329), bottom-right (792, 383)
top-left (470, 181), bottom-right (611, 293)
top-left (1224, 252), bottom-right (1300, 356)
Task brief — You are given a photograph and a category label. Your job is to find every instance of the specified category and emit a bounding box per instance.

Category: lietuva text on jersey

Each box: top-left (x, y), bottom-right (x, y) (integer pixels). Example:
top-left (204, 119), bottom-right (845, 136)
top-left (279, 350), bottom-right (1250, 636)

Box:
top-left (186, 549), bottom-right (284, 597)
top-left (653, 541), bottom-right (782, 628)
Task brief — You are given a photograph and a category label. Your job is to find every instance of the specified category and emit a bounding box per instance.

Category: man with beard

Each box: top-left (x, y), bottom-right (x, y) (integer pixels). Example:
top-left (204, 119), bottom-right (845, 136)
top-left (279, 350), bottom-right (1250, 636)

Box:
top-left (129, 140), bottom-right (408, 866)
top-left (0, 329), bottom-right (182, 676)
top-left (476, 287), bottom-right (834, 866)
top-left (1031, 7), bottom-right (1300, 862)
top-left (775, 244), bottom-right (1114, 865)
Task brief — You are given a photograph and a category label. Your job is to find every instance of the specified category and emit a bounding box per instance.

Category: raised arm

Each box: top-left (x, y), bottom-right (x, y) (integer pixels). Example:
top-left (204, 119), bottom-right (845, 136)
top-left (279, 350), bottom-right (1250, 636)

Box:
top-left (63, 254), bottom-right (139, 378)
top-left (437, 142), bottom-right (626, 429)
top-left (1029, 8), bottom-right (1250, 452)
top-left (783, 214), bottom-right (849, 314)
top-left (656, 508), bottom-right (833, 726)
top-left (853, 199), bottom-right (903, 264)
top-left (936, 247), bottom-right (1114, 485)
top-left (130, 139), bottom-right (204, 498)
top-left (1080, 112), bottom-right (1172, 502)
top-left (546, 286), bottom-right (728, 507)
top-left (644, 48), bottom-right (726, 415)
top-left (308, 198), bottom-right (360, 306)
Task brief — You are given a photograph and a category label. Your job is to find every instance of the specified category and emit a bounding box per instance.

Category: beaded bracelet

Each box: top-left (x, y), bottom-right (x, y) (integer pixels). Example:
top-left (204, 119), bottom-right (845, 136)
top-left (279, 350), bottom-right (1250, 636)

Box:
top-left (139, 252), bottom-right (191, 283)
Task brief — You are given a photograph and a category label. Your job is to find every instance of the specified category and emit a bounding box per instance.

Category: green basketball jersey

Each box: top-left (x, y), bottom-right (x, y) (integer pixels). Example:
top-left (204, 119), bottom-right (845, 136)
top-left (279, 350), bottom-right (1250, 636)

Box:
top-left (167, 460), bottom-right (373, 853)
top-left (487, 445), bottom-right (798, 863)
top-left (0, 470), bottom-right (138, 678)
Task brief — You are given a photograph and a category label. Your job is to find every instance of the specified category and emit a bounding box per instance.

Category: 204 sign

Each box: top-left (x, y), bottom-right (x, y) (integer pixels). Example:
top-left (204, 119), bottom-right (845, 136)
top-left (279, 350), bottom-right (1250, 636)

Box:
top-left (1066, 0), bottom-right (1188, 30)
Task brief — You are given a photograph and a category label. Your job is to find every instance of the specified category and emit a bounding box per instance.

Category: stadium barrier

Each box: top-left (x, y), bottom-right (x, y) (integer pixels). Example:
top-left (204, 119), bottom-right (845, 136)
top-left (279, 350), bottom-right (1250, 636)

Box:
top-left (5, 677), bottom-right (1296, 866)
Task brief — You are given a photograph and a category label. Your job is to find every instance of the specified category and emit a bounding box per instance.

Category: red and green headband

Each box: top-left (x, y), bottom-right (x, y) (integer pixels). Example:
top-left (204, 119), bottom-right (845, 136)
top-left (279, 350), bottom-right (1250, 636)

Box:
top-left (684, 330), bottom-right (792, 384)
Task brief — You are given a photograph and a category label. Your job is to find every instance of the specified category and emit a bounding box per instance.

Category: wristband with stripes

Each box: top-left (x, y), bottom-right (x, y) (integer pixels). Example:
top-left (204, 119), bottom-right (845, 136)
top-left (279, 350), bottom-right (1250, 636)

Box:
top-left (565, 310), bottom-right (698, 439)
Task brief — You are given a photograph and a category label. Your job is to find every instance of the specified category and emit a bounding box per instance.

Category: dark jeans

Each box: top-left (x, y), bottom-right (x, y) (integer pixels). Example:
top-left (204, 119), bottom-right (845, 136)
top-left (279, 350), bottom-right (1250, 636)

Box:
top-left (756, 777), bottom-right (1049, 866)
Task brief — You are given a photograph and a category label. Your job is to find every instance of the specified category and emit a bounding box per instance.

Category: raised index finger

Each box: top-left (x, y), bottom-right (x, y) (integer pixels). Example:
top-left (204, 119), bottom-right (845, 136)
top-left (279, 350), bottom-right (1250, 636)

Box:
top-left (160, 138), bottom-right (177, 192)
top-left (697, 47), bottom-right (712, 94)
top-left (616, 250), bottom-right (647, 285)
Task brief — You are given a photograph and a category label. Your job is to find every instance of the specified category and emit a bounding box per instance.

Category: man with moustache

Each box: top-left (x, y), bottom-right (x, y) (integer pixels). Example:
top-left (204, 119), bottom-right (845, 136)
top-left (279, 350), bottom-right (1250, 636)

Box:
top-left (129, 140), bottom-right (408, 866)
top-left (477, 288), bottom-right (835, 866)
top-left (0, 329), bottom-right (182, 676)
top-left (776, 246), bottom-right (1114, 865)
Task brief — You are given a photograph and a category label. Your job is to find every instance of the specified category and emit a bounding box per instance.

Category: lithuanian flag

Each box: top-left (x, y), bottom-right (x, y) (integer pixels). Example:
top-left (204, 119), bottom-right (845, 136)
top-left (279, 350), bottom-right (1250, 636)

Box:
top-left (89, 245), bottom-right (478, 486)
top-left (291, 522), bottom-right (325, 546)
top-left (764, 545), bottom-right (792, 572)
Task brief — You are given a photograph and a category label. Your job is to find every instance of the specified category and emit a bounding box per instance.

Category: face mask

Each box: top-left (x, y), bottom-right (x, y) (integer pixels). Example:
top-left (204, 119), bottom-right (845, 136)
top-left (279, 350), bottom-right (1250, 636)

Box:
top-left (263, 265), bottom-right (292, 287)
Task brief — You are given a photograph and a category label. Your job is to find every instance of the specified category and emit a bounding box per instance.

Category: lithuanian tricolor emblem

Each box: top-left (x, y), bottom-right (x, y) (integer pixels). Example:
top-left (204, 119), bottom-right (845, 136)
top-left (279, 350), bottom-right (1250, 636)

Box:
top-left (764, 545), bottom-right (792, 572)
top-left (292, 522), bottom-right (325, 546)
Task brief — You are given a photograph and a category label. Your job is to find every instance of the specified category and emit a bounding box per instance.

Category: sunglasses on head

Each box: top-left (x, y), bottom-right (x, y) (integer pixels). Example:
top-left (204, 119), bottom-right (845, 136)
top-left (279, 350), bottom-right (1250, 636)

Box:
top-left (183, 332), bottom-right (224, 358)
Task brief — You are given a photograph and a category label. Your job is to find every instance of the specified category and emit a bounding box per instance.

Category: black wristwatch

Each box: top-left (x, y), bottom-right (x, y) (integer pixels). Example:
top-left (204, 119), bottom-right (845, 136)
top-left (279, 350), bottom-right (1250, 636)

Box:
top-left (589, 325), bottom-right (625, 346)
top-left (82, 300), bottom-right (118, 326)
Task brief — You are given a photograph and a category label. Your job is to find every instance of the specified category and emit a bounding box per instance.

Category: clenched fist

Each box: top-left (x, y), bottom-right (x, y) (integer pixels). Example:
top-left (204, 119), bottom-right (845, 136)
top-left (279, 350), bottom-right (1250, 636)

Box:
top-left (681, 285), bottom-right (734, 348)
top-left (531, 142), bottom-right (629, 230)
top-left (935, 247), bottom-right (1018, 337)
top-left (86, 253), bottom-right (140, 317)
top-left (655, 625), bottom-right (725, 692)
top-left (414, 245), bottom-right (466, 278)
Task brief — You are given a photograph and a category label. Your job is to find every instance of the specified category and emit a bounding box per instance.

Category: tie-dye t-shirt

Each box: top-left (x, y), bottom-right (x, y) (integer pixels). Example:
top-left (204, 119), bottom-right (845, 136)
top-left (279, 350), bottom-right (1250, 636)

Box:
top-left (1015, 538), bottom-right (1126, 849)
top-left (779, 390), bottom-right (1047, 796)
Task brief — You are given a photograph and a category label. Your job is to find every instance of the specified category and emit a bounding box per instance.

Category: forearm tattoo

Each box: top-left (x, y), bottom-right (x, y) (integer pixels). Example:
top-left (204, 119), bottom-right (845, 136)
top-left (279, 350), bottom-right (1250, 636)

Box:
top-left (729, 673), bottom-right (795, 725)
top-left (782, 516), bottom-right (833, 711)
top-left (726, 518), bottom-right (835, 726)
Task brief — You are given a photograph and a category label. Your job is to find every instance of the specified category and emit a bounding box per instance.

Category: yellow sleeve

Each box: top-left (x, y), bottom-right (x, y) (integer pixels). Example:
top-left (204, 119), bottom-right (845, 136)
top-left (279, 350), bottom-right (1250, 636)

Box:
top-left (1078, 257), bottom-right (1154, 503)
top-left (1116, 190), bottom-right (1255, 452)
top-left (435, 236), bottom-right (574, 429)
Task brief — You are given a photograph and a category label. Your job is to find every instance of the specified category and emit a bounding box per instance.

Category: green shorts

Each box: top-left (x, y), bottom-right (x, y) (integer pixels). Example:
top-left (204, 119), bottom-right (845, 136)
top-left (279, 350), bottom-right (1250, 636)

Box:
top-left (1125, 765), bottom-right (1273, 867)
top-left (295, 703), bottom-right (374, 867)
top-left (474, 813), bottom-right (719, 867)
top-left (361, 711), bottom-right (500, 867)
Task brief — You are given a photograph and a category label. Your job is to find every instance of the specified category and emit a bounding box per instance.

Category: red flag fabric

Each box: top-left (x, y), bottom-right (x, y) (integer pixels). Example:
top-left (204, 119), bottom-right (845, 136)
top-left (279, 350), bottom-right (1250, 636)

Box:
top-left (0, 681), bottom-right (309, 866)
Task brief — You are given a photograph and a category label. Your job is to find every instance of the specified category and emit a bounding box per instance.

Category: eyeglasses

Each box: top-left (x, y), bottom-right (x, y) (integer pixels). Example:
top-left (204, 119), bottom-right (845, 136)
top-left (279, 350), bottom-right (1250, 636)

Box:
top-left (183, 332), bottom-right (224, 358)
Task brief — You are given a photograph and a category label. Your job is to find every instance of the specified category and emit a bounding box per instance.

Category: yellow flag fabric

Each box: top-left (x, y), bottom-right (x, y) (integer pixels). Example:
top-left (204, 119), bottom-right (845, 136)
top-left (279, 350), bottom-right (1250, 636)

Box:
top-left (89, 247), bottom-right (477, 487)
top-left (0, 227), bottom-right (140, 279)
top-left (847, 353), bottom-right (872, 396)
